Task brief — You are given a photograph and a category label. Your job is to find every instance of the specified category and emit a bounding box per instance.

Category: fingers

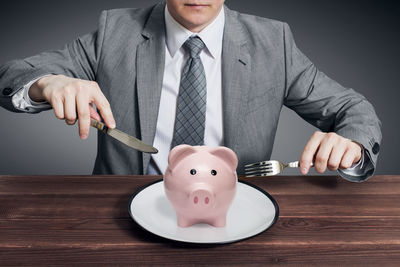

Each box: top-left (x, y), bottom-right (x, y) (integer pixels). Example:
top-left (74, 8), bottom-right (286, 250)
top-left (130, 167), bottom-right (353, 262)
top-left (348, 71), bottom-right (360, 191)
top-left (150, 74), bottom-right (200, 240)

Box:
top-left (64, 88), bottom-right (77, 125)
top-left (76, 94), bottom-right (90, 139)
top-left (327, 140), bottom-right (347, 171)
top-left (339, 142), bottom-right (362, 169)
top-left (51, 94), bottom-right (64, 120)
top-left (301, 132), bottom-right (363, 175)
top-left (89, 104), bottom-right (101, 121)
top-left (340, 148), bottom-right (355, 169)
top-left (40, 76), bottom-right (114, 139)
top-left (313, 135), bottom-right (335, 173)
top-left (300, 131), bottom-right (324, 174)
top-left (91, 83), bottom-right (116, 129)
top-left (350, 141), bottom-right (362, 164)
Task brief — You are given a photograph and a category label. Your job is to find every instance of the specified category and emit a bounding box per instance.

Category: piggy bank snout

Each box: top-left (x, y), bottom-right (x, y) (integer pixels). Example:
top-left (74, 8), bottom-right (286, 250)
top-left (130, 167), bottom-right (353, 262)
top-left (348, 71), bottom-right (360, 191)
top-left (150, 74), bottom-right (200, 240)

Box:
top-left (188, 185), bottom-right (215, 208)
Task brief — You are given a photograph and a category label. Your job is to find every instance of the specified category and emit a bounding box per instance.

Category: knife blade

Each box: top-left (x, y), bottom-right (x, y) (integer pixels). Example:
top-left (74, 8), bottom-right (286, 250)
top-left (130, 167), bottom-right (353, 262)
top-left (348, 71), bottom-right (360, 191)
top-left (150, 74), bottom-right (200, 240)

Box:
top-left (90, 119), bottom-right (158, 154)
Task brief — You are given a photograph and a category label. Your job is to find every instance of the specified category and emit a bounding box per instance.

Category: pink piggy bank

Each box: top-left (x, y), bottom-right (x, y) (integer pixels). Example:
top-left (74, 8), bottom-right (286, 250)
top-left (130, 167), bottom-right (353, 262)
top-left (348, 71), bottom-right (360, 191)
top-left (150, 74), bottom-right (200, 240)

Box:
top-left (164, 145), bottom-right (238, 228)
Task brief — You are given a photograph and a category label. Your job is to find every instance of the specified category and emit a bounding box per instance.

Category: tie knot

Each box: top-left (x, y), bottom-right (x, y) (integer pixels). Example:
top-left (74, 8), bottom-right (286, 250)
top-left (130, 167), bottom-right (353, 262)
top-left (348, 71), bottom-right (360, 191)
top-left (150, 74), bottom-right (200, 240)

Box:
top-left (183, 36), bottom-right (205, 58)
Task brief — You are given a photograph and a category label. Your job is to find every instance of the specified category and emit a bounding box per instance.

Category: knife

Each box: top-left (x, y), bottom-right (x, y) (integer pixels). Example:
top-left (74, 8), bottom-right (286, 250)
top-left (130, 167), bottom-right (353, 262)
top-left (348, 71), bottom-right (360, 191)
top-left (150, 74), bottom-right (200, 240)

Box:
top-left (90, 119), bottom-right (158, 154)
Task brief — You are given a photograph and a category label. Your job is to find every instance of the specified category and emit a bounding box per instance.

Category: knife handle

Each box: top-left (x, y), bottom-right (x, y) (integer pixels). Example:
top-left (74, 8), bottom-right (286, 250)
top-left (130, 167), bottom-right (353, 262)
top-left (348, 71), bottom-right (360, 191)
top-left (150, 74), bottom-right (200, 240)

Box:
top-left (90, 119), bottom-right (108, 133)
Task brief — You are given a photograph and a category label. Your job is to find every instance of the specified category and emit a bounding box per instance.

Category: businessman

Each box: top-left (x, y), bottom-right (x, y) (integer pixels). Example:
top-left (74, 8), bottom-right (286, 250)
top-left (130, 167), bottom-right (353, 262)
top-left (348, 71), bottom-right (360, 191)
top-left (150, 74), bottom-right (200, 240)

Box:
top-left (0, 0), bottom-right (382, 181)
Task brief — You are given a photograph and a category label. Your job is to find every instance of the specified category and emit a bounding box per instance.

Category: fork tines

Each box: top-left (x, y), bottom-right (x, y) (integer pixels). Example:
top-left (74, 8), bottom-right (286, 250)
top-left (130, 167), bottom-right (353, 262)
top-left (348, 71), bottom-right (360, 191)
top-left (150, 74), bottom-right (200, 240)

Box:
top-left (245, 161), bottom-right (271, 168)
top-left (244, 161), bottom-right (275, 177)
top-left (244, 164), bottom-right (273, 173)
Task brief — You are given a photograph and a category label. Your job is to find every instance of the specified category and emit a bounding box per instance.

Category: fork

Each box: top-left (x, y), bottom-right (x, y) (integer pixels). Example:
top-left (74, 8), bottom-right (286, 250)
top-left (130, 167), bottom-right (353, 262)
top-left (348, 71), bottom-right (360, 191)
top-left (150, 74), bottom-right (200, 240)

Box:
top-left (244, 160), bottom-right (313, 177)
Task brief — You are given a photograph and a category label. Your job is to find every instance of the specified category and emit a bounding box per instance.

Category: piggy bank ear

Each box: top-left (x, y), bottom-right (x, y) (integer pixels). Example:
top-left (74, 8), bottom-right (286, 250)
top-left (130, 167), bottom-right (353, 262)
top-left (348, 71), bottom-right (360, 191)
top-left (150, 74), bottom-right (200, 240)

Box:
top-left (168, 145), bottom-right (197, 169)
top-left (209, 147), bottom-right (238, 171)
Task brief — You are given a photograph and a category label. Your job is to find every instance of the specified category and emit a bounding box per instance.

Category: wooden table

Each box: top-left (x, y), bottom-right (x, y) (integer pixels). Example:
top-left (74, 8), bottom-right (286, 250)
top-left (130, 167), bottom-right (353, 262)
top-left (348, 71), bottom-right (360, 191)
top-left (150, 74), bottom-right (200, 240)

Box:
top-left (0, 175), bottom-right (399, 266)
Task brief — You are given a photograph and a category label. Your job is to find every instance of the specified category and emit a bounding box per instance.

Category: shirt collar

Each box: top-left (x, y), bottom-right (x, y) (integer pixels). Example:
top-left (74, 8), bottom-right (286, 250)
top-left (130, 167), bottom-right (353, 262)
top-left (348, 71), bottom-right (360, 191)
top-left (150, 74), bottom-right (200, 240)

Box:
top-left (164, 5), bottom-right (225, 59)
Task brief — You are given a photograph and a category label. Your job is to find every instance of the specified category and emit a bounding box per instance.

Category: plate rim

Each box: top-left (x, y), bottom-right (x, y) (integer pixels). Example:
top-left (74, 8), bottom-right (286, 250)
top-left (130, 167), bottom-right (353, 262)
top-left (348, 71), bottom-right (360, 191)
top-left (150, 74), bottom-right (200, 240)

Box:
top-left (127, 179), bottom-right (280, 244)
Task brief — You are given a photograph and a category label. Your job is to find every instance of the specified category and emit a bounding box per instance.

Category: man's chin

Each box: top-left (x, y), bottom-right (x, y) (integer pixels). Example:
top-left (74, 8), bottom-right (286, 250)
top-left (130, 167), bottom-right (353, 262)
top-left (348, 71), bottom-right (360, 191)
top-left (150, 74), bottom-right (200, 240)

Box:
top-left (181, 15), bottom-right (212, 29)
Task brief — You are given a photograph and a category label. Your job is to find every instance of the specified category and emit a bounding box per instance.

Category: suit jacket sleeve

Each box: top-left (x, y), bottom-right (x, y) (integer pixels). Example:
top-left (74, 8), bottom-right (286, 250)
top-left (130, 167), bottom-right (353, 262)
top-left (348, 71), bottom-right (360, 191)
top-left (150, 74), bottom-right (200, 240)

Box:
top-left (0, 11), bottom-right (108, 113)
top-left (282, 23), bottom-right (382, 181)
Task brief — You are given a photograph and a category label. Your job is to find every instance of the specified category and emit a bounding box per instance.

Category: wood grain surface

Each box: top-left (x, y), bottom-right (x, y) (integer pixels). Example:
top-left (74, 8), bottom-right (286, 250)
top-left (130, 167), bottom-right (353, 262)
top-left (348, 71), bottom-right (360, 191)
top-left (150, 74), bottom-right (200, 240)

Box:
top-left (0, 175), bottom-right (399, 266)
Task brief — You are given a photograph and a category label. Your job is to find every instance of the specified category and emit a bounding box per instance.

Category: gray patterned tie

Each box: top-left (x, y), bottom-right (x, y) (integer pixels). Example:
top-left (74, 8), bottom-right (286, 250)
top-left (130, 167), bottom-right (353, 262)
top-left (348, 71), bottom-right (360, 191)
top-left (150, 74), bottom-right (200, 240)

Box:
top-left (172, 36), bottom-right (207, 147)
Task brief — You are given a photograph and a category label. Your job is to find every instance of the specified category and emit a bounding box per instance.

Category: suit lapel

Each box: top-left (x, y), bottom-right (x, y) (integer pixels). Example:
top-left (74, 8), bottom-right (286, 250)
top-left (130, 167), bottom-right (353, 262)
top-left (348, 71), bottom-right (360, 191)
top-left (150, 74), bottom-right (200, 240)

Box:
top-left (222, 7), bottom-right (251, 152)
top-left (136, 3), bottom-right (166, 174)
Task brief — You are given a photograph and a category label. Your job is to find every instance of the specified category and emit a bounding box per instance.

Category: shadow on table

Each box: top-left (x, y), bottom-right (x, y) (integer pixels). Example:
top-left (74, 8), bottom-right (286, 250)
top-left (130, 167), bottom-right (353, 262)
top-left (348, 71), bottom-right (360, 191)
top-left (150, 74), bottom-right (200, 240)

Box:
top-left (300, 175), bottom-right (340, 189)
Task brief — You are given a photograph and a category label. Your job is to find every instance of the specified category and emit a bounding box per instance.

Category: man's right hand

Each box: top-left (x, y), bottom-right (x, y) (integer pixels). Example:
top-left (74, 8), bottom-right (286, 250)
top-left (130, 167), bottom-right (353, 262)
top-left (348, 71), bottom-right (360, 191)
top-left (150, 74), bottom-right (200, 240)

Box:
top-left (29, 75), bottom-right (116, 139)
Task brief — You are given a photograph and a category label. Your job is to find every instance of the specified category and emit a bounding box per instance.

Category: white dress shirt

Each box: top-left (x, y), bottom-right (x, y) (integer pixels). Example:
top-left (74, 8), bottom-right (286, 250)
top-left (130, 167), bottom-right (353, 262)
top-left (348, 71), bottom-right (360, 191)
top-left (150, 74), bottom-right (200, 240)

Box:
top-left (11, 5), bottom-right (371, 178)
top-left (147, 6), bottom-right (225, 174)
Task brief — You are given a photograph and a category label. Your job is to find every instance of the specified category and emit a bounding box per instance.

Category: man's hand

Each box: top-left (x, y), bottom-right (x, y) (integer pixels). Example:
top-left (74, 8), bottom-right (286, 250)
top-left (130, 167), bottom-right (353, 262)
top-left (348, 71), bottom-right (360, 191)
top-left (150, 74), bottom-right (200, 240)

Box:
top-left (29, 75), bottom-right (116, 139)
top-left (300, 131), bottom-right (362, 175)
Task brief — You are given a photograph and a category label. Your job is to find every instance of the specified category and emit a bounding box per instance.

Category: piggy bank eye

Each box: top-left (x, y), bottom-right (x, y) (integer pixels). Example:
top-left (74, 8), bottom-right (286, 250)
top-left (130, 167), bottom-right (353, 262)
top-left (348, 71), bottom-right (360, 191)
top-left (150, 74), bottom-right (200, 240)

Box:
top-left (190, 169), bottom-right (197, 175)
top-left (211, 170), bottom-right (217, 176)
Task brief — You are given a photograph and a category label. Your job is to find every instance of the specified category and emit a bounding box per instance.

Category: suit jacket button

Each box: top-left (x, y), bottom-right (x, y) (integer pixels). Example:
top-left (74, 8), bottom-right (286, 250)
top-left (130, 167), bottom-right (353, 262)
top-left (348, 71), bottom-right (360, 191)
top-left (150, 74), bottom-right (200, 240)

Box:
top-left (2, 88), bottom-right (13, 96)
top-left (372, 142), bottom-right (380, 155)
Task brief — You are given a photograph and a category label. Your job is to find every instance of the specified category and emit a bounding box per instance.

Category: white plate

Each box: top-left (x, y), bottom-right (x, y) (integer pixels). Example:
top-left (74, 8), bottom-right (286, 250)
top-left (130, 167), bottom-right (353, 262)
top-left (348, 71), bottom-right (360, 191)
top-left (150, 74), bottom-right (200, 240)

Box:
top-left (128, 179), bottom-right (279, 244)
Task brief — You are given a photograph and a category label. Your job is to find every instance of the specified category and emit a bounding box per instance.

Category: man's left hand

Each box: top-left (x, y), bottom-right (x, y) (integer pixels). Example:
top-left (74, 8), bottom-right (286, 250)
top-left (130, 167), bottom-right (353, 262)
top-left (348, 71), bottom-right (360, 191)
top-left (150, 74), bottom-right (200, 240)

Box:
top-left (300, 131), bottom-right (362, 175)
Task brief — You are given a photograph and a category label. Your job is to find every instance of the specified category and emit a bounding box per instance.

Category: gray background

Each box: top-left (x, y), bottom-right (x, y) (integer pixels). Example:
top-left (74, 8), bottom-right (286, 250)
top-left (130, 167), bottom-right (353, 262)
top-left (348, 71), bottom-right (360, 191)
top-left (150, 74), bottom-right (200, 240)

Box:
top-left (0, 0), bottom-right (398, 175)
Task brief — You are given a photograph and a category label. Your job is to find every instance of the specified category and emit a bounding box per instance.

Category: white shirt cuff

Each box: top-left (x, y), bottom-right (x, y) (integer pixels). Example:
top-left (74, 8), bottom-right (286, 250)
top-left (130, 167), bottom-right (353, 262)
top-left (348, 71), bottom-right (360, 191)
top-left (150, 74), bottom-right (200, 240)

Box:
top-left (12, 75), bottom-right (52, 112)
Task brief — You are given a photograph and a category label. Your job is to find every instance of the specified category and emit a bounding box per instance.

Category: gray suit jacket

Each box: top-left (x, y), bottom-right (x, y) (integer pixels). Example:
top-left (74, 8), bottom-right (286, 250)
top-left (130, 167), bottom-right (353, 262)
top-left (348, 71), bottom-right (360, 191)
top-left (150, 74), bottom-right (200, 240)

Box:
top-left (0, 2), bottom-right (382, 180)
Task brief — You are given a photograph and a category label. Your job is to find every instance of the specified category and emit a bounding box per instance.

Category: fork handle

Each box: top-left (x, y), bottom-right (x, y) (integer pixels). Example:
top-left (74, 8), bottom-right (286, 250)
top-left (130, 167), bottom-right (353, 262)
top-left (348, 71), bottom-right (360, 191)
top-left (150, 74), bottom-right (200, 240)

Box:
top-left (288, 161), bottom-right (314, 168)
top-left (288, 161), bottom-right (300, 168)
